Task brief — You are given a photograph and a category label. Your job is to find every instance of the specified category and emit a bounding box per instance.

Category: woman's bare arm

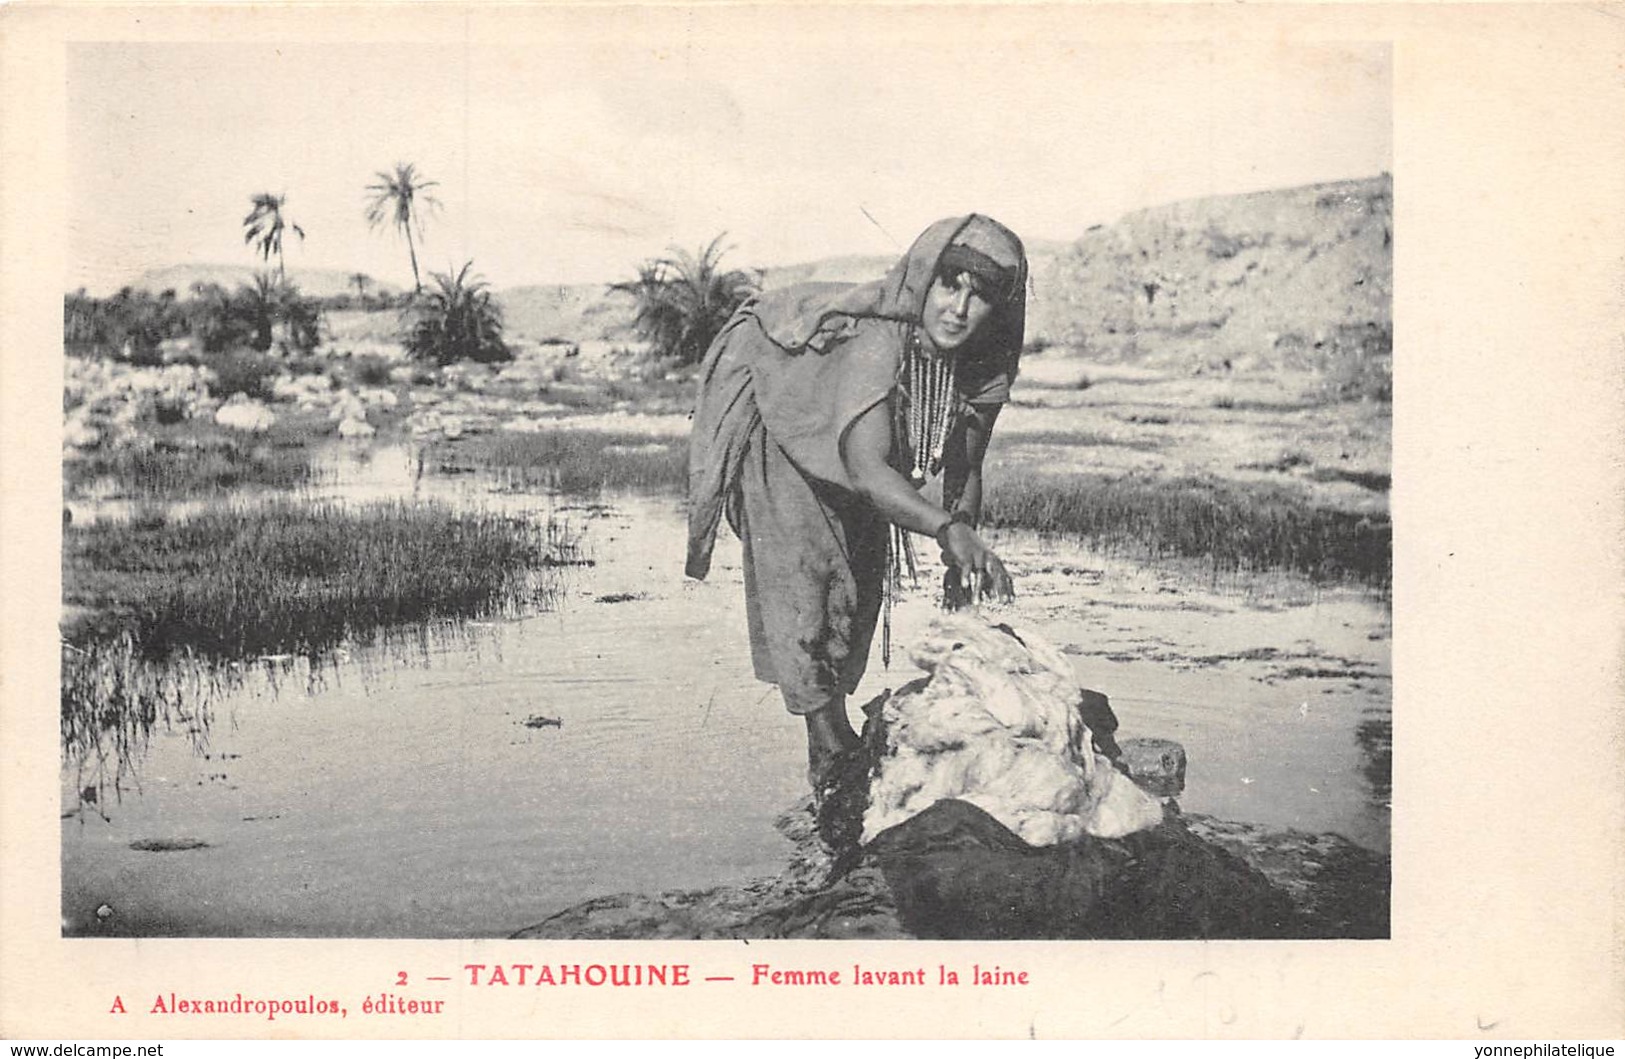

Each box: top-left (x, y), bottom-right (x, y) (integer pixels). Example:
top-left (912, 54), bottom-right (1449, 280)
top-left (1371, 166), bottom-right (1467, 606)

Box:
top-left (842, 401), bottom-right (1013, 601)
top-left (941, 403), bottom-right (1001, 525)
top-left (842, 401), bottom-right (956, 536)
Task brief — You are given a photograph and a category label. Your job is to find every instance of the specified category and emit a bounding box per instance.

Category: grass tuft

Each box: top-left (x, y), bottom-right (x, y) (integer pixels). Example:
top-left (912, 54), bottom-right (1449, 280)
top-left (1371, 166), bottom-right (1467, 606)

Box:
top-left (438, 429), bottom-right (688, 495)
top-left (65, 431), bottom-right (318, 496)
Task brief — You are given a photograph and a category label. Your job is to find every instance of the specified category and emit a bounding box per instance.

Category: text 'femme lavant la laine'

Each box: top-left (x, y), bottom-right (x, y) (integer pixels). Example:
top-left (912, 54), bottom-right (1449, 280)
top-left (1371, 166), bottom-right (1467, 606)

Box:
top-left (460, 963), bottom-right (1030, 987)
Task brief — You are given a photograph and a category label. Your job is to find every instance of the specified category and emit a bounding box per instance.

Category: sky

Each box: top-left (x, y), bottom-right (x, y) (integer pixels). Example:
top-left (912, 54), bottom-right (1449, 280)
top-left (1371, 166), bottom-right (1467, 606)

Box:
top-left (66, 16), bottom-right (1390, 294)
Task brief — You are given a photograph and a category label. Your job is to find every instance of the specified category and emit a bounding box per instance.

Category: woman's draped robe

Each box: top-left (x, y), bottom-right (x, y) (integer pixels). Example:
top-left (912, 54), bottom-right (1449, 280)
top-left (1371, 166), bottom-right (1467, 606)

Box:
top-left (686, 215), bottom-right (1026, 713)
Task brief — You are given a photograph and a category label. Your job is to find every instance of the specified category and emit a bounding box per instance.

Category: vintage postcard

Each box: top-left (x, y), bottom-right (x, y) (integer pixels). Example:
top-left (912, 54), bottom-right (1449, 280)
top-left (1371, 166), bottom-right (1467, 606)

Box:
top-left (2, 1), bottom-right (1621, 1041)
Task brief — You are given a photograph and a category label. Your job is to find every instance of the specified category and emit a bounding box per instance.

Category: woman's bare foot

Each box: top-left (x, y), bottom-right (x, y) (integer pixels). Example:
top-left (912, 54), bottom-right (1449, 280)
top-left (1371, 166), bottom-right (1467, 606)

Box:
top-left (804, 700), bottom-right (861, 792)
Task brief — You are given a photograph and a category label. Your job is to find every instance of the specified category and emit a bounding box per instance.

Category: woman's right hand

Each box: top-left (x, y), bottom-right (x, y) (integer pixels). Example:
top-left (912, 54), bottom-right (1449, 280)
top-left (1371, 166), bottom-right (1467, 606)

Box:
top-left (939, 522), bottom-right (1014, 605)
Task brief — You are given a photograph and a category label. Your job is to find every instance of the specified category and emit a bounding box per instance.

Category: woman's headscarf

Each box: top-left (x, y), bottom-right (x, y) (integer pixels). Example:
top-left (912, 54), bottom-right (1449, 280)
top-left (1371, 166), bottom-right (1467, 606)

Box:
top-left (757, 214), bottom-right (1027, 394)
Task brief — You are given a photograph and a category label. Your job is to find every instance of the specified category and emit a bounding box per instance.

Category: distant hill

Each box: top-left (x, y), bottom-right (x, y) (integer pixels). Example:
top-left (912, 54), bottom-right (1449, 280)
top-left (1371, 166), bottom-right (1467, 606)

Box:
top-left (115, 183), bottom-right (1390, 371)
top-left (1029, 175), bottom-right (1392, 369)
top-left (495, 284), bottom-right (641, 345)
top-left (122, 265), bottom-right (405, 301)
top-left (499, 241), bottom-right (1066, 344)
top-left (759, 254), bottom-right (895, 289)
top-left (494, 256), bottom-right (901, 344)
top-left (759, 240), bottom-right (1065, 291)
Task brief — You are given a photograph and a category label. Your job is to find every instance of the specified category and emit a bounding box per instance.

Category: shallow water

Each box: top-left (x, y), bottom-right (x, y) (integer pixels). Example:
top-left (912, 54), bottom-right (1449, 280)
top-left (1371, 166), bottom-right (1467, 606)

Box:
top-left (61, 443), bottom-right (1390, 937)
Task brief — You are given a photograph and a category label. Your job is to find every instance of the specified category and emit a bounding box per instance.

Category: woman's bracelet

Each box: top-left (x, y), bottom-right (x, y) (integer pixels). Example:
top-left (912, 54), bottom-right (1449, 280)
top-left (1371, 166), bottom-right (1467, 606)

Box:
top-left (933, 510), bottom-right (975, 550)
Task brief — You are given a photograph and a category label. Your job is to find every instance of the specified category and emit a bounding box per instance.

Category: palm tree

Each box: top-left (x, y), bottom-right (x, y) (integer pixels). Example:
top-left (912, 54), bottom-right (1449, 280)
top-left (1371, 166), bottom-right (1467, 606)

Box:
top-left (404, 261), bottom-right (510, 366)
top-left (609, 234), bottom-right (759, 365)
top-left (240, 272), bottom-right (281, 351)
top-left (365, 163), bottom-right (441, 294)
top-left (242, 193), bottom-right (305, 283)
top-left (349, 272), bottom-right (373, 306)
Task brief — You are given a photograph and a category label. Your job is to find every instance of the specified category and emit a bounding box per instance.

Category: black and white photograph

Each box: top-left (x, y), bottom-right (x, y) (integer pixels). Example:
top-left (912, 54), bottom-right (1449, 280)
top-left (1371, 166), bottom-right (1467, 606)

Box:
top-left (3, 1), bottom-right (1621, 1042)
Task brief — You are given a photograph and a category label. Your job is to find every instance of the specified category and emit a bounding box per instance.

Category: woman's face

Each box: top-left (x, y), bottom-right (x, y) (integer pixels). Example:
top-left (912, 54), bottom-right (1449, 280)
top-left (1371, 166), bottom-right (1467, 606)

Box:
top-left (921, 270), bottom-right (996, 353)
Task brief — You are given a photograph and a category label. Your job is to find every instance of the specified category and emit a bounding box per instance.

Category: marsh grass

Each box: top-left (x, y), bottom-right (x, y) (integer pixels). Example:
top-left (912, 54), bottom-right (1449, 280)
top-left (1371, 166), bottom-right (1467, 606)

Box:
top-left (982, 470), bottom-right (1391, 587)
top-left (523, 369), bottom-right (694, 416)
top-left (1000, 429), bottom-right (1165, 452)
top-left (438, 429), bottom-right (688, 495)
top-left (65, 430), bottom-right (319, 497)
top-left (1016, 373), bottom-right (1092, 391)
top-left (63, 500), bottom-right (573, 660)
top-left (533, 383), bottom-right (614, 412)
top-left (63, 407), bottom-right (345, 499)
top-left (602, 372), bottom-right (695, 410)
top-left (1309, 466), bottom-right (1391, 492)
top-left (438, 428), bottom-right (1386, 583)
top-left (1218, 398), bottom-right (1325, 415)
top-left (1236, 456), bottom-right (1391, 494)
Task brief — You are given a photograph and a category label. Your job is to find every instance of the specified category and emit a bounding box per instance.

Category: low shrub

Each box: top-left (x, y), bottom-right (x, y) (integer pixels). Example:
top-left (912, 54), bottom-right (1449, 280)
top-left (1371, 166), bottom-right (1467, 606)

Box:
top-left (351, 353), bottom-right (396, 387)
top-left (609, 235), bottom-right (759, 365)
top-left (1204, 225), bottom-right (1249, 261)
top-left (68, 279), bottom-right (324, 359)
top-left (1324, 344), bottom-right (1393, 403)
top-left (206, 350), bottom-right (280, 401)
top-left (152, 398), bottom-right (189, 426)
top-left (405, 262), bottom-right (512, 366)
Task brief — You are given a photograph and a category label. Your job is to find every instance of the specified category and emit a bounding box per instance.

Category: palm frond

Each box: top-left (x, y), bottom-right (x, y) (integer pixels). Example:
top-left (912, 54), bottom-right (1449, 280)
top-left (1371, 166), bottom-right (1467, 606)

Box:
top-left (364, 163), bottom-right (441, 233)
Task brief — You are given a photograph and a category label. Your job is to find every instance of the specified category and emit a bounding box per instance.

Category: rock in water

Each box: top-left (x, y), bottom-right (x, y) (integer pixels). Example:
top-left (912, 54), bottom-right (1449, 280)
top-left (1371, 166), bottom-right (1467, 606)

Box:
top-left (862, 616), bottom-right (1166, 847)
top-left (1119, 737), bottom-right (1188, 797)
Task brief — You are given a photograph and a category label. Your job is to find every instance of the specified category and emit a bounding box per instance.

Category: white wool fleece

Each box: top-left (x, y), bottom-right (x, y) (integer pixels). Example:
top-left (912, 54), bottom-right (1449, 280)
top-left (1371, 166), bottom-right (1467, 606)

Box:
top-left (862, 615), bottom-right (1165, 846)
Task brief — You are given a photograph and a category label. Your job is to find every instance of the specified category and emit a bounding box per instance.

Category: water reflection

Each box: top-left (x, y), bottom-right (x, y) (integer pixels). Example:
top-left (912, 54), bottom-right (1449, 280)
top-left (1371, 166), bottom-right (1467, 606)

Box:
top-left (62, 638), bottom-right (227, 812)
top-left (61, 611), bottom-right (563, 812)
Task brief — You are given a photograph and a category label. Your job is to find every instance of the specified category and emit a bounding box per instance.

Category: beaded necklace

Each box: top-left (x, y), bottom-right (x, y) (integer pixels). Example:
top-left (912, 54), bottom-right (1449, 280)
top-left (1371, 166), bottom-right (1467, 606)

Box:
top-left (905, 330), bottom-right (958, 483)
top-left (882, 328), bottom-right (960, 666)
